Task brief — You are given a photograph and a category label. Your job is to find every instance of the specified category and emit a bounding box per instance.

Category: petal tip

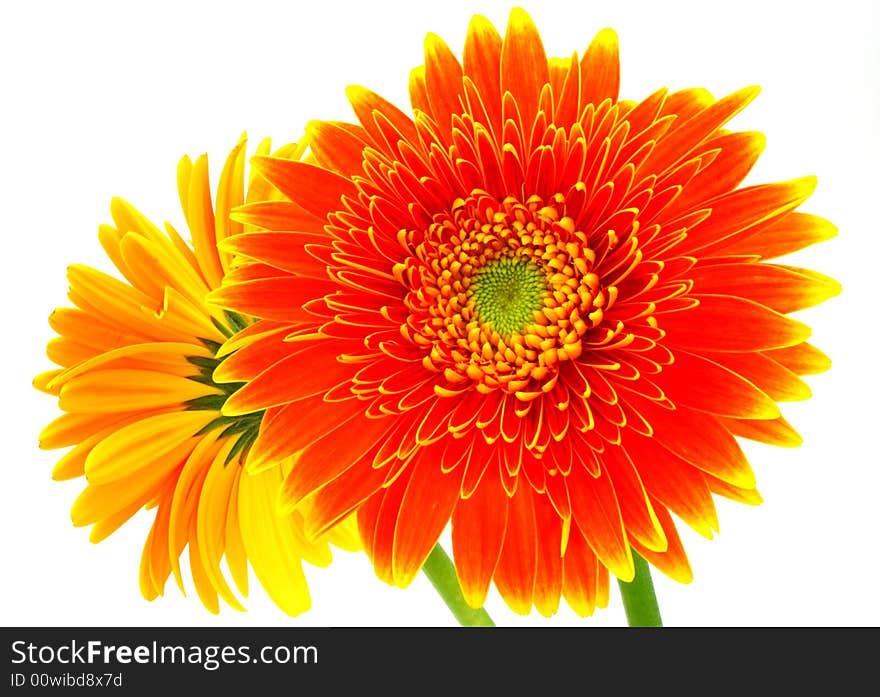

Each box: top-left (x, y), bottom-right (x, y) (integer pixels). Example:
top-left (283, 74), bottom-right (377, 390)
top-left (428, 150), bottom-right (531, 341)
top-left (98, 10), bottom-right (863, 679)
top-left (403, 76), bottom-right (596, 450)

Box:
top-left (466, 12), bottom-right (495, 33)
top-left (594, 26), bottom-right (619, 45)
top-left (507, 6), bottom-right (537, 29)
top-left (344, 84), bottom-right (367, 102)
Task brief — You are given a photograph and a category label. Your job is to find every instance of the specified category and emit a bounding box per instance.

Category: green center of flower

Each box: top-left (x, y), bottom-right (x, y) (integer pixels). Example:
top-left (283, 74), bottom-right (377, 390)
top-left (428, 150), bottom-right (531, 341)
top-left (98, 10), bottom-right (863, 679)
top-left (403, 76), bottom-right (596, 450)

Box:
top-left (470, 256), bottom-right (547, 337)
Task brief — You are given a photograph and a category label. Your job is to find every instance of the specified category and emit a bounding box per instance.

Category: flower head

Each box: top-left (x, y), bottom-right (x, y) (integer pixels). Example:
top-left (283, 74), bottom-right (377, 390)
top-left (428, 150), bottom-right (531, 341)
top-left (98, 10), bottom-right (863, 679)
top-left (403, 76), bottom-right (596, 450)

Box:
top-left (35, 136), bottom-right (360, 616)
top-left (210, 9), bottom-right (840, 616)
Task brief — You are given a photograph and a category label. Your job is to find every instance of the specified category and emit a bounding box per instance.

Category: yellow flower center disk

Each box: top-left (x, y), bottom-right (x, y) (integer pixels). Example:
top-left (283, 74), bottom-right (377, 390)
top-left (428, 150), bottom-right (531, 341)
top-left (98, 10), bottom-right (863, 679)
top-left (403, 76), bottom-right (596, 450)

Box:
top-left (470, 256), bottom-right (547, 337)
top-left (397, 191), bottom-right (610, 396)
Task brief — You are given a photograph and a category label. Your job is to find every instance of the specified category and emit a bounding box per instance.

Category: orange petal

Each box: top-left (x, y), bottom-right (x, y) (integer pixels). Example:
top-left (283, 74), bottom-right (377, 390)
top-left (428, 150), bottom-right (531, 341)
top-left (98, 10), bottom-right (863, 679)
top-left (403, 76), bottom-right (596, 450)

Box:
top-left (231, 200), bottom-right (326, 234)
top-left (655, 349), bottom-right (780, 419)
top-left (306, 120), bottom-right (370, 178)
top-left (659, 294), bottom-right (811, 352)
top-left (451, 466), bottom-right (509, 608)
top-left (492, 481), bottom-right (537, 614)
top-left (167, 435), bottom-right (220, 593)
top-left (721, 212), bottom-right (837, 260)
top-left (500, 7), bottom-right (548, 124)
top-left (250, 156), bottom-right (356, 219)
top-left (346, 85), bottom-right (419, 152)
top-left (631, 500), bottom-right (693, 583)
top-left (139, 482), bottom-right (175, 600)
top-left (550, 53), bottom-right (581, 127)
top-left (213, 326), bottom-right (295, 383)
top-left (689, 262), bottom-right (840, 314)
top-left (360, 468), bottom-right (411, 586)
top-left (391, 447), bottom-right (463, 587)
top-left (704, 473), bottom-right (763, 505)
top-left (71, 460), bottom-right (177, 529)
top-left (641, 86), bottom-right (760, 174)
top-left (48, 341), bottom-right (207, 393)
top-left (423, 32), bottom-right (464, 136)
top-left (659, 87), bottom-right (715, 122)
top-left (764, 342), bottom-right (831, 376)
top-left (601, 446), bottom-right (667, 553)
top-left (561, 524), bottom-right (604, 616)
top-left (579, 27), bottom-right (620, 107)
top-left (532, 493), bottom-right (563, 617)
top-left (208, 276), bottom-right (337, 324)
top-left (246, 397), bottom-right (366, 474)
top-left (635, 401), bottom-right (756, 489)
top-left (720, 415), bottom-right (803, 448)
top-left (667, 131), bottom-right (766, 213)
top-left (223, 466), bottom-right (249, 596)
top-left (704, 351), bottom-right (812, 402)
top-left (678, 177), bottom-right (817, 255)
top-left (34, 369), bottom-right (63, 395)
top-left (279, 415), bottom-right (393, 512)
top-left (50, 432), bottom-right (97, 480)
top-left (220, 232), bottom-right (329, 278)
top-left (567, 464), bottom-right (634, 581)
top-left (303, 452), bottom-right (390, 540)
top-left (624, 433), bottom-right (720, 537)
top-left (66, 265), bottom-right (163, 338)
top-left (196, 441), bottom-right (246, 611)
top-left (91, 497), bottom-right (154, 543)
top-left (463, 14), bottom-right (503, 128)
top-left (216, 318), bottom-right (290, 358)
top-left (355, 490), bottom-right (384, 574)
top-left (46, 337), bottom-right (96, 368)
top-left (221, 339), bottom-right (350, 416)
top-left (408, 66), bottom-right (430, 118)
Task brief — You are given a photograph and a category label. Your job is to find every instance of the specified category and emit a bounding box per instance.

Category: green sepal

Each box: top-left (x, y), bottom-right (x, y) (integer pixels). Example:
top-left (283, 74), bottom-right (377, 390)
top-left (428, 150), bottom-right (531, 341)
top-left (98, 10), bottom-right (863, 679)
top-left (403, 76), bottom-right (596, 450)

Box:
top-left (225, 429), bottom-right (259, 466)
top-left (198, 338), bottom-right (224, 354)
top-left (210, 316), bottom-right (235, 338)
top-left (183, 393), bottom-right (228, 412)
top-left (224, 310), bottom-right (249, 333)
top-left (187, 373), bottom-right (218, 387)
top-left (186, 355), bottom-right (221, 370)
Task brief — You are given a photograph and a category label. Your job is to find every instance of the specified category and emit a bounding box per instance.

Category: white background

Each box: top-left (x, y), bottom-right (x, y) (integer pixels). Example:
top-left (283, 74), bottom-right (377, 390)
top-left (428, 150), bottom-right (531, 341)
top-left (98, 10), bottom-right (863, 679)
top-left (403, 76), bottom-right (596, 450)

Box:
top-left (1, 0), bottom-right (877, 628)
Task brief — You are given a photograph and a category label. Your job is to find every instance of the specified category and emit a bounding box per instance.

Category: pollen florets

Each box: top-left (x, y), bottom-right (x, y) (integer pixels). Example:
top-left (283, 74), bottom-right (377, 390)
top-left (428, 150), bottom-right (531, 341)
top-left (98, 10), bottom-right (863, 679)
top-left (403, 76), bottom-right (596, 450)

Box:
top-left (396, 191), bottom-right (614, 397)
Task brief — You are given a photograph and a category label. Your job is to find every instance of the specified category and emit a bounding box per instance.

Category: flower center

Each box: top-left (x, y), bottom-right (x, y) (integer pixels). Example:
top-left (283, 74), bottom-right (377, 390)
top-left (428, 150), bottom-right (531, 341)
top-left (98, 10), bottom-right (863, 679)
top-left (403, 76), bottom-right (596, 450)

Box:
top-left (470, 256), bottom-right (547, 337)
top-left (397, 192), bottom-right (612, 397)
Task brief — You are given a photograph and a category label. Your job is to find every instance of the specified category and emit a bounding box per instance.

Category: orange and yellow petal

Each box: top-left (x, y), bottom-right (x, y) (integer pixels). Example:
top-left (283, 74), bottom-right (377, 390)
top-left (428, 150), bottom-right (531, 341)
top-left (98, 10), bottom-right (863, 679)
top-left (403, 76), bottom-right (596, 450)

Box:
top-left (207, 8), bottom-right (837, 618)
top-left (36, 135), bottom-right (362, 619)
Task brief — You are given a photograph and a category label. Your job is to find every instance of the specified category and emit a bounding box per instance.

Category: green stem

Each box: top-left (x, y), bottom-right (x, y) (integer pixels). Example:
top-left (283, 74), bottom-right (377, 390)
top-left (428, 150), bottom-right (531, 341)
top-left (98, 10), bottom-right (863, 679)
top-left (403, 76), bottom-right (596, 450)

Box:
top-left (422, 543), bottom-right (495, 627)
top-left (617, 551), bottom-right (663, 627)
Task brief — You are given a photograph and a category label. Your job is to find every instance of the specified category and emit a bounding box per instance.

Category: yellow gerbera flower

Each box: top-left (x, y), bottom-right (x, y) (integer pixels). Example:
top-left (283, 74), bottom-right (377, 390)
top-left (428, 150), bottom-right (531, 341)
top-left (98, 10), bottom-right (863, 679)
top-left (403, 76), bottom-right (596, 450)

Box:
top-left (34, 135), bottom-right (360, 617)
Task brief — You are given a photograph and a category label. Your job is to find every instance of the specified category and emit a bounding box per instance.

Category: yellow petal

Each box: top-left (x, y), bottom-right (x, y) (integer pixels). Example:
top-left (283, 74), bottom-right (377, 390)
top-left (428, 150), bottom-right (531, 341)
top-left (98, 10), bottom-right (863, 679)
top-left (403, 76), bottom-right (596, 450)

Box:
top-left (84, 411), bottom-right (214, 484)
top-left (238, 467), bottom-right (312, 616)
top-left (59, 369), bottom-right (218, 413)
top-left (197, 440), bottom-right (247, 611)
top-left (186, 154), bottom-right (224, 288)
top-left (224, 466), bottom-right (250, 597)
top-left (47, 341), bottom-right (209, 392)
top-left (167, 435), bottom-right (225, 594)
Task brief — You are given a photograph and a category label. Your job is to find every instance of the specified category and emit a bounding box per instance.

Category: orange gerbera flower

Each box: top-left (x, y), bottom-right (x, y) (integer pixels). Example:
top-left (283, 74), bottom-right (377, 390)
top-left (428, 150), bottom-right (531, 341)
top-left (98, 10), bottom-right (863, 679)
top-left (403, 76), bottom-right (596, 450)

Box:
top-left (209, 9), bottom-right (840, 616)
top-left (35, 136), bottom-right (360, 617)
